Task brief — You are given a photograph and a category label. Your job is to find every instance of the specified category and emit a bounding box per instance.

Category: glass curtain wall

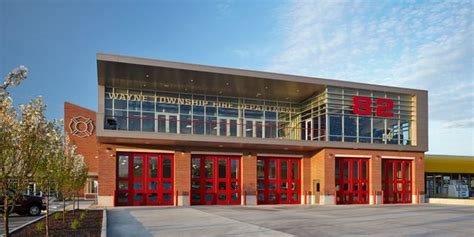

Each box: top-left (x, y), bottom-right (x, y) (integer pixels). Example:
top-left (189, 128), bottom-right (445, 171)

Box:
top-left (104, 86), bottom-right (415, 146)
top-left (104, 87), bottom-right (299, 140)
top-left (326, 87), bottom-right (414, 145)
top-left (299, 92), bottom-right (327, 141)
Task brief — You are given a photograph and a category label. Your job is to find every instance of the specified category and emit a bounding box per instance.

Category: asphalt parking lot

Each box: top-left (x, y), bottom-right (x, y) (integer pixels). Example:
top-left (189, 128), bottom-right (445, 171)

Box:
top-left (0, 213), bottom-right (43, 235)
top-left (107, 204), bottom-right (474, 237)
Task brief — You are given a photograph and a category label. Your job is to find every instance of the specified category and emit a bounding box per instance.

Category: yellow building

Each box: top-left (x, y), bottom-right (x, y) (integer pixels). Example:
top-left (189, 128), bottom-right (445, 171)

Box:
top-left (425, 155), bottom-right (474, 198)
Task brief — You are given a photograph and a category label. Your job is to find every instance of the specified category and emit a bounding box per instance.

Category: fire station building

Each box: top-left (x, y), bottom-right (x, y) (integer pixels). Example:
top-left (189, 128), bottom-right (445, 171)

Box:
top-left (65, 53), bottom-right (428, 207)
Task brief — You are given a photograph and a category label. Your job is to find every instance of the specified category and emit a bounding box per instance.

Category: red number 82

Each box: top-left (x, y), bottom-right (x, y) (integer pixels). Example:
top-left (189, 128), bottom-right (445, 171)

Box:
top-left (352, 96), bottom-right (394, 117)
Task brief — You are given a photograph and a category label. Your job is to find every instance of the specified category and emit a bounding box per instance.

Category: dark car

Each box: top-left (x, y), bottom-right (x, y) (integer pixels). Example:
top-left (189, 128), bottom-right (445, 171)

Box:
top-left (1, 195), bottom-right (46, 216)
top-left (14, 195), bottom-right (46, 216)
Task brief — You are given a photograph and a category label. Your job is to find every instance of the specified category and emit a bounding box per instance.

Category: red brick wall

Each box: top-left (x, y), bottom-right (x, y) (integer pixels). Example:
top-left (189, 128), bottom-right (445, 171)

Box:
top-left (64, 102), bottom-right (99, 198)
top-left (241, 154), bottom-right (257, 195)
top-left (301, 156), bottom-right (312, 196)
top-left (413, 153), bottom-right (425, 195)
top-left (370, 154), bottom-right (382, 193)
top-left (64, 102), bottom-right (98, 174)
top-left (310, 150), bottom-right (329, 194)
top-left (97, 144), bottom-right (117, 196)
top-left (174, 151), bottom-right (191, 196)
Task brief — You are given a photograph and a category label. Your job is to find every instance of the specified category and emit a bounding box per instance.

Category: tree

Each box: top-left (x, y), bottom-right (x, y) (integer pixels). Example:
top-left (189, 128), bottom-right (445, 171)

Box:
top-left (68, 151), bottom-right (88, 213)
top-left (35, 123), bottom-right (88, 237)
top-left (0, 66), bottom-right (55, 237)
top-left (55, 134), bottom-right (87, 220)
top-left (34, 120), bottom-right (65, 237)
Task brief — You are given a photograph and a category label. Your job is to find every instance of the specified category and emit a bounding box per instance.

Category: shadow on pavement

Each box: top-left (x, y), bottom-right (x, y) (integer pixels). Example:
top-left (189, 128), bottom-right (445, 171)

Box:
top-left (107, 207), bottom-right (153, 237)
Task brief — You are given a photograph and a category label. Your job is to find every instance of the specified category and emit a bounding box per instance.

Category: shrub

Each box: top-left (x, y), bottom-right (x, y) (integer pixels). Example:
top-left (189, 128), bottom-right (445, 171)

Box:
top-left (35, 221), bottom-right (45, 232)
top-left (79, 211), bottom-right (86, 220)
top-left (71, 219), bottom-right (80, 231)
top-left (53, 212), bottom-right (62, 220)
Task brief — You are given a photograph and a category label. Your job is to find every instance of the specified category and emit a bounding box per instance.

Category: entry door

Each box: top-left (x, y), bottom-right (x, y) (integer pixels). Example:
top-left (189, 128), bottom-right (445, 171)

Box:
top-left (156, 113), bottom-right (178, 133)
top-left (257, 158), bottom-right (301, 204)
top-left (335, 158), bottom-right (369, 204)
top-left (115, 153), bottom-right (174, 206)
top-left (434, 175), bottom-right (443, 196)
top-left (131, 154), bottom-right (146, 205)
top-left (191, 156), bottom-right (241, 205)
top-left (305, 119), bottom-right (313, 141)
top-left (382, 159), bottom-right (411, 203)
top-left (245, 119), bottom-right (264, 138)
top-left (218, 118), bottom-right (238, 137)
top-left (202, 158), bottom-right (216, 205)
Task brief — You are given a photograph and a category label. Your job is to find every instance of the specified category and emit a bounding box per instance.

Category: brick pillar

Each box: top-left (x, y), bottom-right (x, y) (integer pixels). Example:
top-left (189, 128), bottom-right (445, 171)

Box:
top-left (174, 151), bottom-right (191, 206)
top-left (98, 144), bottom-right (116, 207)
top-left (310, 150), bottom-right (325, 204)
top-left (370, 155), bottom-right (382, 205)
top-left (412, 154), bottom-right (425, 204)
top-left (301, 156), bottom-right (312, 204)
top-left (241, 154), bottom-right (257, 205)
top-left (323, 151), bottom-right (336, 205)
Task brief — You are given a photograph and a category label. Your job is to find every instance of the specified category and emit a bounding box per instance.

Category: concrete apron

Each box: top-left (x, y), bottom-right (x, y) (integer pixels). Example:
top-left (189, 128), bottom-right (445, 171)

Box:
top-left (107, 206), bottom-right (292, 237)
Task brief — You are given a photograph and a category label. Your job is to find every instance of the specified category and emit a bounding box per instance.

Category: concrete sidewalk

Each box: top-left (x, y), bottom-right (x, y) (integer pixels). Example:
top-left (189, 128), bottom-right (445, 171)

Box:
top-left (107, 207), bottom-right (291, 237)
top-left (106, 204), bottom-right (474, 237)
top-left (49, 199), bottom-right (95, 211)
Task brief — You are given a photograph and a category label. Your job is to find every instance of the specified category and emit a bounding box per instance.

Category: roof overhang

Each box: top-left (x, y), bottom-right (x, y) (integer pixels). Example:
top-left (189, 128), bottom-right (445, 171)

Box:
top-left (425, 155), bottom-right (474, 174)
top-left (97, 53), bottom-right (425, 102)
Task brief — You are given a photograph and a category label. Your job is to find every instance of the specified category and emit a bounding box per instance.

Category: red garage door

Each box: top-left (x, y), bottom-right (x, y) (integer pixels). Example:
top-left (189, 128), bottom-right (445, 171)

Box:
top-left (382, 159), bottom-right (412, 204)
top-left (257, 157), bottom-right (301, 204)
top-left (335, 157), bottom-right (369, 204)
top-left (115, 153), bottom-right (174, 206)
top-left (191, 155), bottom-right (241, 205)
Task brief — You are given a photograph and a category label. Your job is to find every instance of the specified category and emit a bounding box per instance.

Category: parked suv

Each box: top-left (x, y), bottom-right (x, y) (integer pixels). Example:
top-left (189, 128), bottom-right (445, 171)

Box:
top-left (1, 195), bottom-right (46, 216)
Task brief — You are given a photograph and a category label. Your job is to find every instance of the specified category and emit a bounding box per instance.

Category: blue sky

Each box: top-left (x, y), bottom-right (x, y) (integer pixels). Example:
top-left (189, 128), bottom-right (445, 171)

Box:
top-left (1, 0), bottom-right (473, 155)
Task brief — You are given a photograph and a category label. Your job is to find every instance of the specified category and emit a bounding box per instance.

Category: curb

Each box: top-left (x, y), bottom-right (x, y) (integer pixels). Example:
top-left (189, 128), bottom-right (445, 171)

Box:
top-left (7, 211), bottom-right (56, 236)
top-left (101, 209), bottom-right (107, 237)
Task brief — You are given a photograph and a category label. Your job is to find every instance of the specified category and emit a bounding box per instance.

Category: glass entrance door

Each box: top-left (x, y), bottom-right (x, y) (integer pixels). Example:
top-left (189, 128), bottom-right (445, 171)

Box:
top-left (257, 158), bottom-right (301, 204)
top-left (191, 155), bottom-right (241, 205)
top-left (382, 159), bottom-right (412, 203)
top-left (304, 119), bottom-right (313, 140)
top-left (245, 119), bottom-right (264, 138)
top-left (156, 113), bottom-right (178, 133)
top-left (115, 153), bottom-right (174, 206)
top-left (218, 118), bottom-right (239, 137)
top-left (335, 158), bottom-right (369, 204)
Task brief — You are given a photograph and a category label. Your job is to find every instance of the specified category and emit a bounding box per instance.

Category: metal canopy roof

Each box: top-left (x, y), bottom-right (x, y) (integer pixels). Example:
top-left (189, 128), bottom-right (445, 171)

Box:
top-left (425, 155), bottom-right (474, 174)
top-left (97, 53), bottom-right (423, 103)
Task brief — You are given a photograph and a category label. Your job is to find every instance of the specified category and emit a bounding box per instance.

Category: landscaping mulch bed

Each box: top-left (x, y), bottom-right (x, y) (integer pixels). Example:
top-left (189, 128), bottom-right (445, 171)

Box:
top-left (12, 209), bottom-right (102, 237)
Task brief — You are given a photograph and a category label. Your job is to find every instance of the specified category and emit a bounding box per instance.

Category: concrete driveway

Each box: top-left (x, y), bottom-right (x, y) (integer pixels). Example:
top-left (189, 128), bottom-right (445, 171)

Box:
top-left (107, 204), bottom-right (474, 237)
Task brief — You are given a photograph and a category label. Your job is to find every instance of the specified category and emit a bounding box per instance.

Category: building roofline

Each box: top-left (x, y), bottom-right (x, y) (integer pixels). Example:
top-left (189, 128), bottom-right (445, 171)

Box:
top-left (64, 101), bottom-right (96, 113)
top-left (425, 154), bottom-right (474, 159)
top-left (96, 52), bottom-right (428, 94)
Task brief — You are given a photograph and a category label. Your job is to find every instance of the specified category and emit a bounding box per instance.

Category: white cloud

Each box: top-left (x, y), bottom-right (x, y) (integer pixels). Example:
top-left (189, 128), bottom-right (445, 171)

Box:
top-left (268, 0), bottom-right (474, 132)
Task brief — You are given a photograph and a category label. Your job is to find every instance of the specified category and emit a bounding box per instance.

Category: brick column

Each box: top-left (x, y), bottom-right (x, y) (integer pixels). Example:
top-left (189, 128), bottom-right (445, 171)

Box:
top-left (323, 151), bottom-right (336, 205)
top-left (241, 154), bottom-right (257, 205)
top-left (370, 155), bottom-right (382, 205)
top-left (98, 144), bottom-right (116, 207)
top-left (174, 151), bottom-right (191, 206)
top-left (412, 154), bottom-right (425, 204)
top-left (301, 156), bottom-right (312, 204)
